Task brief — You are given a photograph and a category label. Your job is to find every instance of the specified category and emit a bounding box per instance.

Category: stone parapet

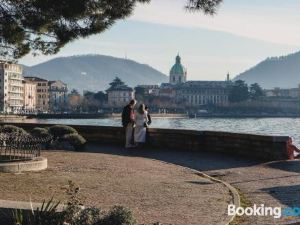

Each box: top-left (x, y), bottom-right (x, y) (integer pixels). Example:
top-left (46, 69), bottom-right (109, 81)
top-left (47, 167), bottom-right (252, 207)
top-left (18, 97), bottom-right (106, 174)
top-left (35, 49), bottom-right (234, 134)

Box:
top-left (3, 123), bottom-right (290, 161)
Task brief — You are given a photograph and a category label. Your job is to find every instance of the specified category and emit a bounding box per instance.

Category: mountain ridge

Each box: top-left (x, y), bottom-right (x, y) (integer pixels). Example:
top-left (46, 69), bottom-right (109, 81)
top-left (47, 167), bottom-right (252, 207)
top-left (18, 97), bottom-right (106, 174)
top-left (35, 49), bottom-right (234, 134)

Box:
top-left (23, 54), bottom-right (168, 92)
top-left (235, 51), bottom-right (300, 89)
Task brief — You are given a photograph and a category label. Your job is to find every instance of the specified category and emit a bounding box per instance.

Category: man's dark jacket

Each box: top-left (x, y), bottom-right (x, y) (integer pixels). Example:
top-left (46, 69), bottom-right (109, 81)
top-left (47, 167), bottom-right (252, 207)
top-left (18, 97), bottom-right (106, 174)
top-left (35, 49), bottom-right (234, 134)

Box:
top-left (122, 105), bottom-right (134, 127)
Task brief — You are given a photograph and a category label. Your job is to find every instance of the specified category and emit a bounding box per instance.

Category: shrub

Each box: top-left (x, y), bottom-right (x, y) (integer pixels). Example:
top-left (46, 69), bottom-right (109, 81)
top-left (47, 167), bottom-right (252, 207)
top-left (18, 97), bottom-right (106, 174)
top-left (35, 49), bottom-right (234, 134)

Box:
top-left (48, 125), bottom-right (78, 139)
top-left (98, 206), bottom-right (137, 225)
top-left (0, 125), bottom-right (28, 135)
top-left (62, 133), bottom-right (86, 151)
top-left (11, 197), bottom-right (61, 225)
top-left (10, 181), bottom-right (142, 225)
top-left (31, 127), bottom-right (51, 139)
top-left (74, 207), bottom-right (101, 225)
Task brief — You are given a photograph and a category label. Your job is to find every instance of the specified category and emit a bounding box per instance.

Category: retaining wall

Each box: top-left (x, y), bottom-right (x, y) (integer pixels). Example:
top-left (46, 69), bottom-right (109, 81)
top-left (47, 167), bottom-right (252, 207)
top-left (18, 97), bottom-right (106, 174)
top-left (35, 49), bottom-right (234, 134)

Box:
top-left (4, 123), bottom-right (290, 161)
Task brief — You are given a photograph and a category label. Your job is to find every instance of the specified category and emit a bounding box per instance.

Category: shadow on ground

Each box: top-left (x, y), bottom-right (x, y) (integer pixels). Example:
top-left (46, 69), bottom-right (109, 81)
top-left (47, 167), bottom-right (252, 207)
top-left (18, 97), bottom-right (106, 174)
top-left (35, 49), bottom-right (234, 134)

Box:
top-left (85, 143), bottom-right (264, 172)
top-left (266, 160), bottom-right (300, 173)
top-left (261, 184), bottom-right (300, 208)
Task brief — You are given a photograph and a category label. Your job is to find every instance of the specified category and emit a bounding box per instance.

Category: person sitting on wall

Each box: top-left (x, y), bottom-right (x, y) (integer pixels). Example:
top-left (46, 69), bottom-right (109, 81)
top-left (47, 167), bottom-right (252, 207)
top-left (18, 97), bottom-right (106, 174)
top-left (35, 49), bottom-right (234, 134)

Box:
top-left (287, 137), bottom-right (300, 159)
top-left (122, 99), bottom-right (137, 148)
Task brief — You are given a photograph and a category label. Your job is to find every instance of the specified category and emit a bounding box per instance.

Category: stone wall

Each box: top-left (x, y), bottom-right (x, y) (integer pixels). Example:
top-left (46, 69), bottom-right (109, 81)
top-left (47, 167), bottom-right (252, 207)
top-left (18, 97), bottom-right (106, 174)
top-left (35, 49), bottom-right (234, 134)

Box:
top-left (5, 123), bottom-right (290, 161)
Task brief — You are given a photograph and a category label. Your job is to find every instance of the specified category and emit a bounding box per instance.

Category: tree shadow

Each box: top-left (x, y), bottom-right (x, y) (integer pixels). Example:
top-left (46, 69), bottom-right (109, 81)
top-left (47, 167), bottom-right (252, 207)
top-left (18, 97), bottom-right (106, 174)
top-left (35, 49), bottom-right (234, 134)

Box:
top-left (85, 143), bottom-right (264, 172)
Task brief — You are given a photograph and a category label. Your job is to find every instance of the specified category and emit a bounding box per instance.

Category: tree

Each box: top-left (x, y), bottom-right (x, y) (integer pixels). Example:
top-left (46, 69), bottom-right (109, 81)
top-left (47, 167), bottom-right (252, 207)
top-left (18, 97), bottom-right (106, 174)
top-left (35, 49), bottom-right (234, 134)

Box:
top-left (83, 91), bottom-right (95, 99)
top-left (70, 89), bottom-right (80, 96)
top-left (134, 86), bottom-right (145, 102)
top-left (108, 77), bottom-right (125, 89)
top-left (0, 0), bottom-right (222, 59)
top-left (68, 89), bottom-right (82, 112)
top-left (94, 91), bottom-right (107, 103)
top-left (250, 83), bottom-right (264, 100)
top-left (229, 80), bottom-right (249, 103)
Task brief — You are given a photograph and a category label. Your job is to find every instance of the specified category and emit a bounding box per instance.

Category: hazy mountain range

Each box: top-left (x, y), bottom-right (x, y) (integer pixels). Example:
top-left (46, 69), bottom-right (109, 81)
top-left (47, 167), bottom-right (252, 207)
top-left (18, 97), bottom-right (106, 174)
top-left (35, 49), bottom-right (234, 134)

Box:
top-left (23, 51), bottom-right (300, 92)
top-left (23, 55), bottom-right (168, 92)
top-left (235, 51), bottom-right (300, 89)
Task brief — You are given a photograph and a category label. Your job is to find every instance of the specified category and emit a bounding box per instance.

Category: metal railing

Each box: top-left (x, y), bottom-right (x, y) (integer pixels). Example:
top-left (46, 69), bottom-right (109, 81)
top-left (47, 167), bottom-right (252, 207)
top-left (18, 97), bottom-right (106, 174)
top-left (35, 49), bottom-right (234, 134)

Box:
top-left (0, 133), bottom-right (52, 162)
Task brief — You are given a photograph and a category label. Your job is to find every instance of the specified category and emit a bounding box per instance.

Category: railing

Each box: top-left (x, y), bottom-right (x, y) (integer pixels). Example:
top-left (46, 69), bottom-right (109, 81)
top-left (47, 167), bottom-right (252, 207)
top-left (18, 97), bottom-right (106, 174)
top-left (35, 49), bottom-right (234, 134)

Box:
top-left (0, 134), bottom-right (52, 162)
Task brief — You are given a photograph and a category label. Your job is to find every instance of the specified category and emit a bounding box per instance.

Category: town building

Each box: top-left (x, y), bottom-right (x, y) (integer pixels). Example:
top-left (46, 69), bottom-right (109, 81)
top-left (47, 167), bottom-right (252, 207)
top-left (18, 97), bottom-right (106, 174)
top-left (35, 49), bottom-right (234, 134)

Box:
top-left (24, 77), bottom-right (49, 112)
top-left (107, 84), bottom-right (134, 108)
top-left (169, 55), bottom-right (187, 85)
top-left (167, 54), bottom-right (231, 107)
top-left (0, 63), bottom-right (24, 113)
top-left (175, 81), bottom-right (231, 106)
top-left (265, 86), bottom-right (300, 99)
top-left (159, 83), bottom-right (176, 98)
top-left (48, 80), bottom-right (68, 112)
top-left (136, 85), bottom-right (160, 96)
top-left (23, 80), bottom-right (37, 113)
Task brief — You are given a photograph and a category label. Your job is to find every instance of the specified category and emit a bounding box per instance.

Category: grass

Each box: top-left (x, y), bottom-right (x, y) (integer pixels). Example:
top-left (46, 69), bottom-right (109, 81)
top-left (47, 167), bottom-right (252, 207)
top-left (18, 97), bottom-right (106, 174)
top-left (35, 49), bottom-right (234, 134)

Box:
top-left (229, 188), bottom-right (252, 225)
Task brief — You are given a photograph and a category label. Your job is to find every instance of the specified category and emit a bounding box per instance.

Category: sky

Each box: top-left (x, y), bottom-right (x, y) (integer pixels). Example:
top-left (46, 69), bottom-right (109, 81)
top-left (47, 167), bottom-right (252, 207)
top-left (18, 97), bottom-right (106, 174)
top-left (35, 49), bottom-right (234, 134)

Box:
top-left (19, 0), bottom-right (300, 81)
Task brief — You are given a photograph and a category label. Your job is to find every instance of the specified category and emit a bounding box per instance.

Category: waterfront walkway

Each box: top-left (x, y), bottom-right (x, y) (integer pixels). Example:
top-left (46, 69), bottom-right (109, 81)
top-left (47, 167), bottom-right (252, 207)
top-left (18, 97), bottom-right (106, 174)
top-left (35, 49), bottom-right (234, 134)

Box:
top-left (87, 144), bottom-right (300, 225)
top-left (0, 148), bottom-right (233, 225)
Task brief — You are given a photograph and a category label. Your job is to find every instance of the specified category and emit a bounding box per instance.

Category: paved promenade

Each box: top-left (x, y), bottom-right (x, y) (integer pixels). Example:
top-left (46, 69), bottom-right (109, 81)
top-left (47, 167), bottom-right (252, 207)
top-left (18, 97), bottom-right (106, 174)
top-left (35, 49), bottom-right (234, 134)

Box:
top-left (87, 144), bottom-right (300, 225)
top-left (0, 149), bottom-right (233, 225)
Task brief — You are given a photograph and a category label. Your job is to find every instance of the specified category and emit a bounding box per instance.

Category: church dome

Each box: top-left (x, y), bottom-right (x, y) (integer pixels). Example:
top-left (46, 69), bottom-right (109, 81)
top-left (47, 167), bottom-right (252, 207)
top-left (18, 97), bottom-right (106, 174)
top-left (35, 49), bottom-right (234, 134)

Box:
top-left (170, 55), bottom-right (186, 75)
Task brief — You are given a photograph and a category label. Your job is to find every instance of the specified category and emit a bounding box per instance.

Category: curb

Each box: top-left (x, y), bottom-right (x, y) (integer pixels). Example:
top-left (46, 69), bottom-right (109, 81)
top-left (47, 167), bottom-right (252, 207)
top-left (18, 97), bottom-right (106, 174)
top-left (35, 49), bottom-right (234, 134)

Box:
top-left (144, 158), bottom-right (241, 225)
top-left (0, 157), bottom-right (47, 173)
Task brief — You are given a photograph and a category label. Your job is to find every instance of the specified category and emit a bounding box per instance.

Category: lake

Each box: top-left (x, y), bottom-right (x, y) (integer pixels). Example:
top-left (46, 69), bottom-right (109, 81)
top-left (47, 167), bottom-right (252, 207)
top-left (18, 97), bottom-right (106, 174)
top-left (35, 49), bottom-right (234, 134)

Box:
top-left (25, 117), bottom-right (300, 145)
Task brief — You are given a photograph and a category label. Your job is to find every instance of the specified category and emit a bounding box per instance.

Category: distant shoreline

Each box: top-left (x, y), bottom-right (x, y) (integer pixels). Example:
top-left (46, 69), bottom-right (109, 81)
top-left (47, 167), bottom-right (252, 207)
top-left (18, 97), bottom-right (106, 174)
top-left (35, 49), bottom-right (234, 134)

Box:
top-left (25, 113), bottom-right (188, 120)
top-left (4, 113), bottom-right (300, 120)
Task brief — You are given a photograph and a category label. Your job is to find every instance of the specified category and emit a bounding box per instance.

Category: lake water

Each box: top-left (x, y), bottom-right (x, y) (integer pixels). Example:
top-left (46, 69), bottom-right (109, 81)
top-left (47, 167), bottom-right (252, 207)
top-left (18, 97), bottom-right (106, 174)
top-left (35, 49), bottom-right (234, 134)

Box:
top-left (26, 117), bottom-right (300, 145)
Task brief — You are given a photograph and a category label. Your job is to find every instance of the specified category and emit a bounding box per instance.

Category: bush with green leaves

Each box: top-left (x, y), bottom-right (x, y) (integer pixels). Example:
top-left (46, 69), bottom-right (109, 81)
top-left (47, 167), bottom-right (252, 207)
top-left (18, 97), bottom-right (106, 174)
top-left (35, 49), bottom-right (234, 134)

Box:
top-left (48, 125), bottom-right (78, 139)
top-left (72, 207), bottom-right (101, 225)
top-left (0, 125), bottom-right (28, 135)
top-left (10, 181), bottom-right (145, 225)
top-left (61, 133), bottom-right (86, 151)
top-left (11, 197), bottom-right (61, 225)
top-left (98, 206), bottom-right (137, 225)
top-left (31, 127), bottom-right (51, 139)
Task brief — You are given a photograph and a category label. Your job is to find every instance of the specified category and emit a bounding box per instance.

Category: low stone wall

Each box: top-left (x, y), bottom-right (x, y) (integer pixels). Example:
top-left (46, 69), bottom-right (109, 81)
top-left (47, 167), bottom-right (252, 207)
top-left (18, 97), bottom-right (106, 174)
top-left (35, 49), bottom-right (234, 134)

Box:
top-left (4, 122), bottom-right (290, 161)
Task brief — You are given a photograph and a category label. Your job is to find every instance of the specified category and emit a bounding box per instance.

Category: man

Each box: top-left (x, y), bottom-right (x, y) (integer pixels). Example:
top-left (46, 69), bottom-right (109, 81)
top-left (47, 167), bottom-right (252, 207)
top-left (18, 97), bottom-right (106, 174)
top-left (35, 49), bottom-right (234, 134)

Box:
top-left (122, 99), bottom-right (137, 148)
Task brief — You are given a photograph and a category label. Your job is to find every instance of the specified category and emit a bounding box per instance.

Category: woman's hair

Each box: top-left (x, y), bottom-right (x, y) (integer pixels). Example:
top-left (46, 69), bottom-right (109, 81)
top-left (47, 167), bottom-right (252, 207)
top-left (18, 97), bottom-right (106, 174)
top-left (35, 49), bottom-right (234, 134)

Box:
top-left (138, 104), bottom-right (145, 114)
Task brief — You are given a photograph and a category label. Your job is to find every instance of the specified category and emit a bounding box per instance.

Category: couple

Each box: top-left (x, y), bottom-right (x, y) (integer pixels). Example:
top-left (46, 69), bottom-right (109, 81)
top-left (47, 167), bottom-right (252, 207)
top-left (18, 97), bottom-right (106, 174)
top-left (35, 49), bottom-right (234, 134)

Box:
top-left (122, 99), bottom-right (151, 148)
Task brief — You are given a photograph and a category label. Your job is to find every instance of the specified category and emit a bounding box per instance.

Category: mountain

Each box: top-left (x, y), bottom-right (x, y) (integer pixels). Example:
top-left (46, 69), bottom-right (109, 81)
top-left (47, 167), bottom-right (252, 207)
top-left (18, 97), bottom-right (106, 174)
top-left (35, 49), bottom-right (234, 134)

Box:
top-left (235, 51), bottom-right (300, 89)
top-left (23, 55), bottom-right (168, 92)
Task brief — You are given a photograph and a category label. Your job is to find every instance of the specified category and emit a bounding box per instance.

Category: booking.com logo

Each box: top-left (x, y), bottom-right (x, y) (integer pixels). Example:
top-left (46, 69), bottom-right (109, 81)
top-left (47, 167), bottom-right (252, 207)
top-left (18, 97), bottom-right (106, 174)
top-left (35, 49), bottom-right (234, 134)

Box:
top-left (228, 204), bottom-right (300, 218)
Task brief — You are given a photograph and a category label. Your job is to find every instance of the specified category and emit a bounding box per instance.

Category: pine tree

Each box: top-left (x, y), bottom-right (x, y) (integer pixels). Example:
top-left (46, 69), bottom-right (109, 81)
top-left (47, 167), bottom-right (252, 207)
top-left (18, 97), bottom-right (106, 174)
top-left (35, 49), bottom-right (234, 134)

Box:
top-left (0, 0), bottom-right (222, 59)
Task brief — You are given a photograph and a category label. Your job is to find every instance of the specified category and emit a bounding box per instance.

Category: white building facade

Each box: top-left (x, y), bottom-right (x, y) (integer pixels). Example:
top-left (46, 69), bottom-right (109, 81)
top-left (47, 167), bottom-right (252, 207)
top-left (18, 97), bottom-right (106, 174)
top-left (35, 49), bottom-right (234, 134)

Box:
top-left (0, 63), bottom-right (24, 113)
top-left (49, 80), bottom-right (68, 112)
top-left (107, 86), bottom-right (134, 108)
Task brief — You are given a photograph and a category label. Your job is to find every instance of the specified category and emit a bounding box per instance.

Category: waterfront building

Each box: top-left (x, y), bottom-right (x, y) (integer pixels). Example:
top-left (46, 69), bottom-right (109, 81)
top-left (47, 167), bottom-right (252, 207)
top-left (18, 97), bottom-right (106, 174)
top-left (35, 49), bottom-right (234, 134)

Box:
top-left (24, 77), bottom-right (49, 112)
top-left (265, 85), bottom-right (300, 99)
top-left (107, 83), bottom-right (134, 108)
top-left (136, 85), bottom-right (160, 96)
top-left (0, 63), bottom-right (24, 113)
top-left (23, 80), bottom-right (37, 113)
top-left (48, 80), bottom-right (68, 112)
top-left (175, 81), bottom-right (231, 106)
top-left (167, 55), bottom-right (231, 107)
top-left (159, 83), bottom-right (176, 98)
top-left (169, 55), bottom-right (187, 85)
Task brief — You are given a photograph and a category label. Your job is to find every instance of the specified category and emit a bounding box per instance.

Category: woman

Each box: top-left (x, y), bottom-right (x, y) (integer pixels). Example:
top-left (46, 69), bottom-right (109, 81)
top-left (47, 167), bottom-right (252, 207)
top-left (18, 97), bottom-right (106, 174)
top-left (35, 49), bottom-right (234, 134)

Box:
top-left (134, 104), bottom-right (148, 146)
